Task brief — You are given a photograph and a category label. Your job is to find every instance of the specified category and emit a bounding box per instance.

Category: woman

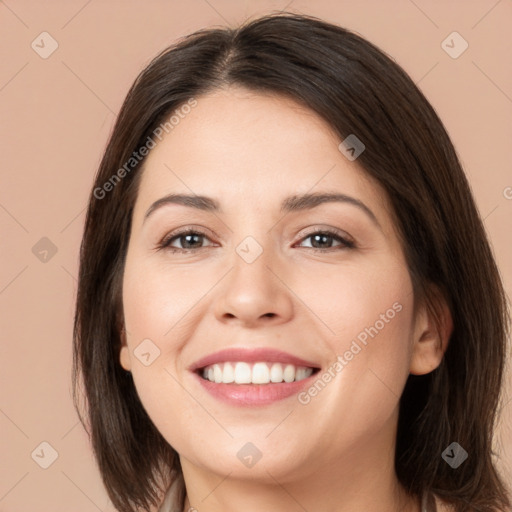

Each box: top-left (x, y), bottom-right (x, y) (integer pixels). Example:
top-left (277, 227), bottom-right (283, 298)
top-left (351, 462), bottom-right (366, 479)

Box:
top-left (73, 12), bottom-right (511, 512)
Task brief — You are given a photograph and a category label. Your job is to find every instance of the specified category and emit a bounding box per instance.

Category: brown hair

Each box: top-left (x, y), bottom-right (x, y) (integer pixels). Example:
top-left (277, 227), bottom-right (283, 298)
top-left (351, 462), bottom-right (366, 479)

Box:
top-left (73, 12), bottom-right (511, 512)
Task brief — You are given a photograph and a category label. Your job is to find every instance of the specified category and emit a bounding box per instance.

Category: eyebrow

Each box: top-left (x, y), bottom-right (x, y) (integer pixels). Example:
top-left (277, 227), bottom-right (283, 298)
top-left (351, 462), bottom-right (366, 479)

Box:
top-left (143, 192), bottom-right (381, 228)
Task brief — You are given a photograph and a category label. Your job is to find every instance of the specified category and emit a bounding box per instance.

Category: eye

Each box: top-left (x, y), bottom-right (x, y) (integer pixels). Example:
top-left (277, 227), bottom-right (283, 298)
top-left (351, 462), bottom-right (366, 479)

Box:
top-left (157, 229), bottom-right (214, 253)
top-left (296, 229), bottom-right (355, 252)
top-left (156, 227), bottom-right (355, 254)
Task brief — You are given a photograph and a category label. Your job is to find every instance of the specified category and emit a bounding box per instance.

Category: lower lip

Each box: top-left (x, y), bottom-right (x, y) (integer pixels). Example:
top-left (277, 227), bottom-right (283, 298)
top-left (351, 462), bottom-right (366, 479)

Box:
top-left (193, 371), bottom-right (318, 406)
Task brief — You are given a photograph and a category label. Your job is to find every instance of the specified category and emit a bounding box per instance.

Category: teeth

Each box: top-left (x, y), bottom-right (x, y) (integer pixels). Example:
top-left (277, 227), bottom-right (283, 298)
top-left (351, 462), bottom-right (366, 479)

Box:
top-left (295, 367), bottom-right (309, 381)
top-left (270, 363), bottom-right (283, 383)
top-left (222, 362), bottom-right (235, 383)
top-left (283, 364), bottom-right (295, 383)
top-left (234, 362), bottom-right (252, 384)
top-left (213, 364), bottom-right (223, 384)
top-left (200, 362), bottom-right (314, 384)
top-left (252, 362), bottom-right (270, 384)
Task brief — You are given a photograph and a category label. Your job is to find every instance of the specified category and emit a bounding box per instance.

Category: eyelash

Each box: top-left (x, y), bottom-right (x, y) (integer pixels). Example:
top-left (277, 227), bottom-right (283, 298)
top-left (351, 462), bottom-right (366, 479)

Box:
top-left (156, 228), bottom-right (356, 254)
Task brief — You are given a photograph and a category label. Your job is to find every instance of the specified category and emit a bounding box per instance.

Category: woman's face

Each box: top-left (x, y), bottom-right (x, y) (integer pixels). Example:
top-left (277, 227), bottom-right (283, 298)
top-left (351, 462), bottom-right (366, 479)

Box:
top-left (120, 86), bottom-right (430, 484)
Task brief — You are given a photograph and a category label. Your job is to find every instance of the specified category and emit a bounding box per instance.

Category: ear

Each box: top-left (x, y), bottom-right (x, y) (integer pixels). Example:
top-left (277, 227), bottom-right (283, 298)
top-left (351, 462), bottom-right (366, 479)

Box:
top-left (119, 324), bottom-right (132, 372)
top-left (409, 285), bottom-right (453, 375)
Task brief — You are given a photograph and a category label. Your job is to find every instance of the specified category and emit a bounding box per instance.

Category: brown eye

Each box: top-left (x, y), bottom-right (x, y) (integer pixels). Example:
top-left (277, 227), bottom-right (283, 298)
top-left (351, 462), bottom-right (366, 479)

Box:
top-left (297, 230), bottom-right (355, 251)
top-left (159, 230), bottom-right (213, 252)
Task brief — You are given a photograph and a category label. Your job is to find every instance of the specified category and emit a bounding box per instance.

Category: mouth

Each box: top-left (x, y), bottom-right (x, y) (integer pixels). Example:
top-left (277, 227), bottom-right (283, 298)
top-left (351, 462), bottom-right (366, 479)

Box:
top-left (196, 361), bottom-right (320, 384)
top-left (189, 347), bottom-right (321, 406)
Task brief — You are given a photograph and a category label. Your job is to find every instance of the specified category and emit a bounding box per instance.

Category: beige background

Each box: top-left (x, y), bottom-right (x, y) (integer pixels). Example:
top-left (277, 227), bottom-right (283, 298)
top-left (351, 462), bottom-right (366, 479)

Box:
top-left (1, 0), bottom-right (511, 510)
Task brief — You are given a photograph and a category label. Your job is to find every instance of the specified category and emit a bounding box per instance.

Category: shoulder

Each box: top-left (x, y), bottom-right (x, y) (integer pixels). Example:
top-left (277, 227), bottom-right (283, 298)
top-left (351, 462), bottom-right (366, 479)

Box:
top-left (434, 494), bottom-right (456, 512)
top-left (157, 476), bottom-right (184, 512)
top-left (157, 485), bottom-right (178, 512)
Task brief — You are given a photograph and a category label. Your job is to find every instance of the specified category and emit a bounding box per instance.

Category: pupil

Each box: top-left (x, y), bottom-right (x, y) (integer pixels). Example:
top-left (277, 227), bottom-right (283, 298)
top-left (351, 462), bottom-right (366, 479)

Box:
top-left (183, 234), bottom-right (201, 248)
top-left (313, 234), bottom-right (331, 248)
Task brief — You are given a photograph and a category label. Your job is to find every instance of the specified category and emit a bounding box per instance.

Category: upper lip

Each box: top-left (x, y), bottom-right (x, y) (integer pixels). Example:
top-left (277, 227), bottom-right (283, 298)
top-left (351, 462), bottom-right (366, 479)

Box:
top-left (189, 347), bottom-right (321, 372)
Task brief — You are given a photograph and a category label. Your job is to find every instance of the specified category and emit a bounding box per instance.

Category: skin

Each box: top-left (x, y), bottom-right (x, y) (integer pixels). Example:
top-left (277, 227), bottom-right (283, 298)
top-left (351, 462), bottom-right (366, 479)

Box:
top-left (119, 86), bottom-right (452, 512)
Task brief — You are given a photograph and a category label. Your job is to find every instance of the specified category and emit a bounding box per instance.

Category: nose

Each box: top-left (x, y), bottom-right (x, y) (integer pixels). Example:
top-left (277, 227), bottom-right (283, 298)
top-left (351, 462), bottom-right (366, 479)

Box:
top-left (213, 243), bottom-right (294, 328)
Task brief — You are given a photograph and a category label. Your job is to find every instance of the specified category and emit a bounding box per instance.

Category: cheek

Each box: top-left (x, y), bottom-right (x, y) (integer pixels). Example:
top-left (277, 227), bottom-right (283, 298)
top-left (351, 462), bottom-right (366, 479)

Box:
top-left (292, 254), bottom-right (413, 349)
top-left (122, 256), bottom-right (209, 353)
top-left (120, 256), bottom-right (213, 435)
top-left (293, 257), bottom-right (415, 420)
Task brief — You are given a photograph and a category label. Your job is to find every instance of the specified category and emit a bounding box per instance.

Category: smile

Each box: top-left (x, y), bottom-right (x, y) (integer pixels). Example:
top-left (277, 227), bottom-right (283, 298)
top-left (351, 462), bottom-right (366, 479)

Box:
top-left (200, 361), bottom-right (316, 384)
top-left (189, 347), bottom-right (322, 406)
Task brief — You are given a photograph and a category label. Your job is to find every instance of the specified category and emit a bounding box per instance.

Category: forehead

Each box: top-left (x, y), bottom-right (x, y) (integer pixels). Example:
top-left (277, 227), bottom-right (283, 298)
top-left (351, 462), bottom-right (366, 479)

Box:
top-left (133, 86), bottom-right (389, 220)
